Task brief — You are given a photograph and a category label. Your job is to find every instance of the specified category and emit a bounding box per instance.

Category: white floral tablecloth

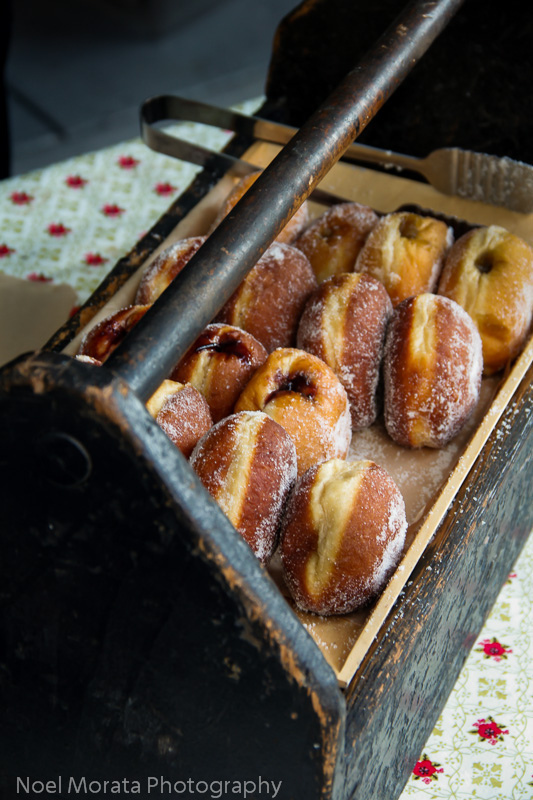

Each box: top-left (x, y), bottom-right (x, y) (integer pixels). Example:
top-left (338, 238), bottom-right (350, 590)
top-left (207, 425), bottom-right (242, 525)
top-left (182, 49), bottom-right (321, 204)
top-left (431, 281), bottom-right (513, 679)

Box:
top-left (1, 103), bottom-right (532, 800)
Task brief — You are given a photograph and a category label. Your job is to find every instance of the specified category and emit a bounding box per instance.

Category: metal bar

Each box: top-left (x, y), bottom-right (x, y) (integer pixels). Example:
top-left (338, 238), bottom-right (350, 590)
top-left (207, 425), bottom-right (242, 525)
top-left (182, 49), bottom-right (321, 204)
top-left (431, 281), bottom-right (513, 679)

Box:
top-left (106, 0), bottom-right (465, 402)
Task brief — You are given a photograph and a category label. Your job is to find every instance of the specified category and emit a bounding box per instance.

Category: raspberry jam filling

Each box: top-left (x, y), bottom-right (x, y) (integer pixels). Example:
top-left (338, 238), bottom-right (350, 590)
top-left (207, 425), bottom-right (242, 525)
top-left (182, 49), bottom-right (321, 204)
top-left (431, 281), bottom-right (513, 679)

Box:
top-left (195, 330), bottom-right (253, 364)
top-left (265, 371), bottom-right (318, 404)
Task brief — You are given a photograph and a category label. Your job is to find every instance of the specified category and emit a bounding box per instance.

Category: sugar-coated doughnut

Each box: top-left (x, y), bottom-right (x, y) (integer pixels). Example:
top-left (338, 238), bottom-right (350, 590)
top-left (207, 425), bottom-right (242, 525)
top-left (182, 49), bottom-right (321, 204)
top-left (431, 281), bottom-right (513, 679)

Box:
top-left (209, 171), bottom-right (309, 244)
top-left (383, 293), bottom-right (483, 448)
top-left (146, 379), bottom-right (213, 458)
top-left (297, 272), bottom-right (393, 430)
top-left (279, 458), bottom-right (407, 615)
top-left (215, 242), bottom-right (317, 352)
top-left (78, 304), bottom-right (150, 363)
top-left (135, 236), bottom-right (207, 305)
top-left (437, 225), bottom-right (533, 375)
top-left (235, 347), bottom-right (352, 477)
top-left (354, 211), bottom-right (453, 306)
top-left (294, 201), bottom-right (379, 283)
top-left (190, 410), bottom-right (297, 563)
top-left (170, 323), bottom-right (268, 422)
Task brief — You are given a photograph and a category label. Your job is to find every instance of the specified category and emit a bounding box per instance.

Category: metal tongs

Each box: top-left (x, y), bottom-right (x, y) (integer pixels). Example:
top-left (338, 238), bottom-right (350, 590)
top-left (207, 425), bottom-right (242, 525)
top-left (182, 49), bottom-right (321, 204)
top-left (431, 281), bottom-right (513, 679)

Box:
top-left (141, 94), bottom-right (533, 214)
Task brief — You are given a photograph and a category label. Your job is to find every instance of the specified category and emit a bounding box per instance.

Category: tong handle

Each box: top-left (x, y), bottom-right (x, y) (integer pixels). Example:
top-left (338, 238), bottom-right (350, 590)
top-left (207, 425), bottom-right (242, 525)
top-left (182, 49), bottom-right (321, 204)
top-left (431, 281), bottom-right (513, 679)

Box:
top-left (140, 95), bottom-right (342, 206)
top-left (141, 93), bottom-right (412, 173)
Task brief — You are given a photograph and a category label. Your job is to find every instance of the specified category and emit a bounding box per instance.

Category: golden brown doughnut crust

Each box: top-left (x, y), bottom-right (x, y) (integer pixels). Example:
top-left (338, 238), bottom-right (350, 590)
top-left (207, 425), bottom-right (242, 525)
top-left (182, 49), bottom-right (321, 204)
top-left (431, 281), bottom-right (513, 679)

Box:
top-left (215, 242), bottom-right (317, 352)
top-left (146, 379), bottom-right (213, 458)
top-left (437, 225), bottom-right (533, 374)
top-left (135, 236), bottom-right (207, 305)
top-left (354, 211), bottom-right (453, 307)
top-left (235, 347), bottom-right (351, 477)
top-left (294, 201), bottom-right (379, 283)
top-left (190, 410), bottom-right (297, 563)
top-left (296, 272), bottom-right (393, 430)
top-left (170, 323), bottom-right (268, 423)
top-left (78, 304), bottom-right (150, 363)
top-left (383, 293), bottom-right (483, 448)
top-left (209, 171), bottom-right (309, 244)
top-left (279, 458), bottom-right (407, 615)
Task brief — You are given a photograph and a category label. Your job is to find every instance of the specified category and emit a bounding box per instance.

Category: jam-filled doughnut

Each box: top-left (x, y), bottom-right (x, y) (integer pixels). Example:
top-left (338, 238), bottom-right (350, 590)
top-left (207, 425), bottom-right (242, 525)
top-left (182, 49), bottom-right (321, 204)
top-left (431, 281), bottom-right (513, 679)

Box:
top-left (293, 201), bottom-right (379, 283)
top-left (135, 236), bottom-right (207, 305)
top-left (146, 379), bottom-right (213, 458)
top-left (170, 323), bottom-right (268, 423)
top-left (437, 225), bottom-right (533, 375)
top-left (190, 410), bottom-right (297, 564)
top-left (214, 242), bottom-right (317, 352)
top-left (77, 304), bottom-right (150, 363)
top-left (297, 272), bottom-right (393, 430)
top-left (383, 293), bottom-right (483, 448)
top-left (235, 347), bottom-right (352, 477)
top-left (354, 210), bottom-right (453, 306)
top-left (209, 171), bottom-right (309, 245)
top-left (279, 458), bottom-right (407, 616)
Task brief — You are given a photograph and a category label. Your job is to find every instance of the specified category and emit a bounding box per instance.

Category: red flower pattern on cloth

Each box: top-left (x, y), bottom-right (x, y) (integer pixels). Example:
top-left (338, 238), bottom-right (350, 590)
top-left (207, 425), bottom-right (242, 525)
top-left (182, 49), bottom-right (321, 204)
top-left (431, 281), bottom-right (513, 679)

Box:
top-left (154, 182), bottom-right (177, 196)
top-left (84, 252), bottom-right (108, 266)
top-left (117, 155), bottom-right (139, 169)
top-left (412, 754), bottom-right (444, 785)
top-left (476, 637), bottom-right (513, 661)
top-left (65, 175), bottom-right (88, 188)
top-left (470, 716), bottom-right (509, 745)
top-left (27, 272), bottom-right (53, 282)
top-left (101, 203), bottom-right (125, 217)
top-left (0, 243), bottom-right (15, 257)
top-left (47, 222), bottom-right (71, 237)
top-left (10, 191), bottom-right (34, 205)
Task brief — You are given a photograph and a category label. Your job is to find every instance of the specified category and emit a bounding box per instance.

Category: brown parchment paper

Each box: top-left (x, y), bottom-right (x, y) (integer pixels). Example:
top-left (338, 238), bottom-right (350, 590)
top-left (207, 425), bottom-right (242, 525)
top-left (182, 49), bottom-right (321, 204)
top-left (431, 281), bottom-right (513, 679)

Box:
top-left (0, 272), bottom-right (77, 368)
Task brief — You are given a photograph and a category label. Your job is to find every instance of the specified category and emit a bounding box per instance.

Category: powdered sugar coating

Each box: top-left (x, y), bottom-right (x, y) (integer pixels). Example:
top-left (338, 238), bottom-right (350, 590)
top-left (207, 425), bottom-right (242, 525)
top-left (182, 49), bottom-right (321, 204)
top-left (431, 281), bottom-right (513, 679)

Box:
top-left (354, 211), bottom-right (453, 307)
top-left (170, 322), bottom-right (268, 422)
top-left (235, 347), bottom-right (352, 477)
top-left (154, 383), bottom-right (213, 458)
top-left (215, 242), bottom-right (317, 352)
top-left (135, 236), bottom-right (206, 304)
top-left (279, 458), bottom-right (407, 615)
top-left (383, 293), bottom-right (483, 448)
top-left (78, 304), bottom-right (150, 362)
top-left (297, 272), bottom-right (393, 429)
top-left (190, 410), bottom-right (297, 564)
top-left (437, 224), bottom-right (533, 374)
top-left (294, 201), bottom-right (379, 283)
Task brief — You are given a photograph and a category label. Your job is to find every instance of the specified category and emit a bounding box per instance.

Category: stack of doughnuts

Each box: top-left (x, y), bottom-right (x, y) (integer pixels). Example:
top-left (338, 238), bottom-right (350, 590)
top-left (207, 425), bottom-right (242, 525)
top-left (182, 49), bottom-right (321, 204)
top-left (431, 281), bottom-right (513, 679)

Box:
top-left (73, 177), bottom-right (533, 617)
